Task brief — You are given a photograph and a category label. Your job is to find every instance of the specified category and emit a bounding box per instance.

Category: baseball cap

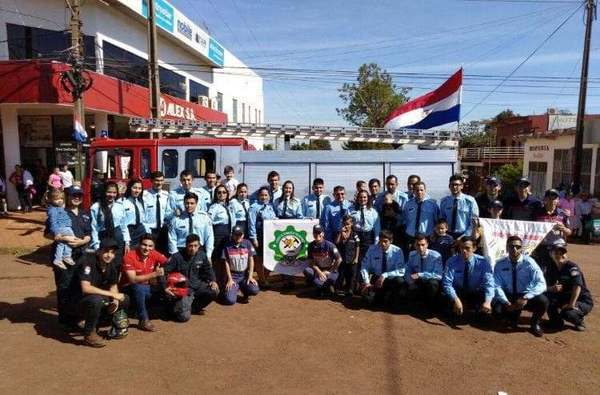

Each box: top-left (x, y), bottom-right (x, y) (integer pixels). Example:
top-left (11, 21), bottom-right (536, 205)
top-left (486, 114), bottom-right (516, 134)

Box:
top-left (486, 177), bottom-right (501, 187)
top-left (550, 238), bottom-right (568, 252)
top-left (99, 238), bottom-right (119, 251)
top-left (313, 224), bottom-right (324, 234)
top-left (231, 225), bottom-right (244, 236)
top-left (68, 186), bottom-right (83, 196)
top-left (517, 177), bottom-right (531, 187)
top-left (544, 189), bottom-right (560, 199)
top-left (491, 200), bottom-right (504, 209)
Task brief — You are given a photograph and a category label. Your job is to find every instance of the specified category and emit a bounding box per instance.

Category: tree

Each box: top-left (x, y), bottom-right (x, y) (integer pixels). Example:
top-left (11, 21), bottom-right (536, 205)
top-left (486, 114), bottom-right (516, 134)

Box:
top-left (459, 109), bottom-right (518, 148)
top-left (290, 140), bottom-right (332, 150)
top-left (337, 63), bottom-right (410, 150)
top-left (263, 144), bottom-right (274, 151)
top-left (497, 162), bottom-right (523, 197)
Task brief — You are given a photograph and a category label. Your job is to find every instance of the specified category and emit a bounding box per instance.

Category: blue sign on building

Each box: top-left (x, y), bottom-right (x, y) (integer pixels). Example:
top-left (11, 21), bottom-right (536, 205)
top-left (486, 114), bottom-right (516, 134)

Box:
top-left (142, 0), bottom-right (174, 33)
top-left (208, 38), bottom-right (224, 67)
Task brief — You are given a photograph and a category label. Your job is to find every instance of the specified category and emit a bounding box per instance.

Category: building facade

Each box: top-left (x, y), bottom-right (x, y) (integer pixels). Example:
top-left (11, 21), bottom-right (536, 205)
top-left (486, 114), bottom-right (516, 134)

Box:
top-left (0, 0), bottom-right (264, 208)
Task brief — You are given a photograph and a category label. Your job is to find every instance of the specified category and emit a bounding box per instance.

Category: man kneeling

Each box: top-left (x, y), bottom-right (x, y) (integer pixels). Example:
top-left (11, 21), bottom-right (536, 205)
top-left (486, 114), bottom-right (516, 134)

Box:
top-left (493, 235), bottom-right (548, 337)
top-left (303, 225), bottom-right (343, 296)
top-left (77, 238), bottom-right (130, 347)
top-left (222, 226), bottom-right (260, 305)
top-left (405, 234), bottom-right (443, 311)
top-left (161, 234), bottom-right (219, 322)
top-left (360, 230), bottom-right (407, 308)
top-left (442, 237), bottom-right (494, 321)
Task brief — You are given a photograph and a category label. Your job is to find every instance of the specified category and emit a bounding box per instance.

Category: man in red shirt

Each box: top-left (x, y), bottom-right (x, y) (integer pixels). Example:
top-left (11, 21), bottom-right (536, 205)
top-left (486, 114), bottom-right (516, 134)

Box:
top-left (121, 233), bottom-right (167, 332)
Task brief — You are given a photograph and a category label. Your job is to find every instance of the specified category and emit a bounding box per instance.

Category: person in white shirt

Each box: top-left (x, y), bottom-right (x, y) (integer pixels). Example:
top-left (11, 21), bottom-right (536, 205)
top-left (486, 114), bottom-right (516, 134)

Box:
top-left (222, 165), bottom-right (239, 199)
top-left (59, 164), bottom-right (75, 194)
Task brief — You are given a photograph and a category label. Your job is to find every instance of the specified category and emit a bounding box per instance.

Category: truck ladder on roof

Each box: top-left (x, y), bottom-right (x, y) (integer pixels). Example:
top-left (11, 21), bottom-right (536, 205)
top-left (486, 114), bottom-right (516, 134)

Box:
top-left (129, 118), bottom-right (460, 148)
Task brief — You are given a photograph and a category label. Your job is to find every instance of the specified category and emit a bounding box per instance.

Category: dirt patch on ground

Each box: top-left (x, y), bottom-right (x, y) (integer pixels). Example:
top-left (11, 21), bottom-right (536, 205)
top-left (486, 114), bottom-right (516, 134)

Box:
top-left (0, 244), bottom-right (598, 394)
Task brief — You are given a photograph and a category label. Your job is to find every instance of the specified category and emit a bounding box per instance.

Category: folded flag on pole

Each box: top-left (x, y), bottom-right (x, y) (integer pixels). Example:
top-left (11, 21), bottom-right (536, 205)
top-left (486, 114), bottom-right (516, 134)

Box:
top-left (384, 68), bottom-right (462, 130)
top-left (73, 118), bottom-right (88, 143)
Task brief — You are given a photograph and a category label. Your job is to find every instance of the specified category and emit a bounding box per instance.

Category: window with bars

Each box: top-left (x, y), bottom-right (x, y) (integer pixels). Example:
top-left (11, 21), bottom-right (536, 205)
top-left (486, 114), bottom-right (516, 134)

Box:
top-left (528, 162), bottom-right (547, 198)
top-left (552, 149), bottom-right (572, 189)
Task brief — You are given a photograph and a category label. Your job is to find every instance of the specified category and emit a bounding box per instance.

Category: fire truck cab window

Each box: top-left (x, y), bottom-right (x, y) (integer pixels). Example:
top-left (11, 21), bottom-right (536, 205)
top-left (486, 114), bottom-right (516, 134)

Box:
top-left (185, 149), bottom-right (216, 178)
top-left (162, 150), bottom-right (179, 178)
top-left (140, 149), bottom-right (151, 179)
top-left (93, 149), bottom-right (133, 180)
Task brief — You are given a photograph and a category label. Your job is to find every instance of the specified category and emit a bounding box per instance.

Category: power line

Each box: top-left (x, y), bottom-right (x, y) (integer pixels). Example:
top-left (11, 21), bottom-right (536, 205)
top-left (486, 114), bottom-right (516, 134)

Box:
top-left (462, 1), bottom-right (585, 118)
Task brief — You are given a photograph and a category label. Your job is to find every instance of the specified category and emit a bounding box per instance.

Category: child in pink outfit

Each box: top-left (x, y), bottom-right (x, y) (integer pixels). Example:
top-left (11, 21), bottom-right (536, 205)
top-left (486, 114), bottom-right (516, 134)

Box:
top-left (47, 167), bottom-right (63, 191)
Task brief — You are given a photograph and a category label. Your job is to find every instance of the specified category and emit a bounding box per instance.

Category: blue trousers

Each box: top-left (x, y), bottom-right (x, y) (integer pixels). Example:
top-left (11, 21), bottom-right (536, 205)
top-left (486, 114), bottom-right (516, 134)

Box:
top-left (303, 267), bottom-right (339, 289)
top-left (223, 271), bottom-right (260, 305)
top-left (125, 284), bottom-right (153, 321)
top-left (54, 227), bottom-right (74, 262)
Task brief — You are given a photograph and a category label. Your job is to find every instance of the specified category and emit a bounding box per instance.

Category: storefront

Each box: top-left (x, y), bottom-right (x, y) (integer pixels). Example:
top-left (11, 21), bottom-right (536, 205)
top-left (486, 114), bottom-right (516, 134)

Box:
top-left (522, 128), bottom-right (600, 197)
top-left (0, 60), bottom-right (227, 208)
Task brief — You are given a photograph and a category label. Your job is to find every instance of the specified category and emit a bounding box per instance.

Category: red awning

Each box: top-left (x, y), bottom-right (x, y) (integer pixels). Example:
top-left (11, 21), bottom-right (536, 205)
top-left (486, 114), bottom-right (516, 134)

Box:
top-left (0, 60), bottom-right (227, 123)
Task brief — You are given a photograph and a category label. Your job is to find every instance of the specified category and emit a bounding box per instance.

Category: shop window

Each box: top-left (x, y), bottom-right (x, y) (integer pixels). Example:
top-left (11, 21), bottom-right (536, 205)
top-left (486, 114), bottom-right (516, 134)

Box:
top-left (190, 80), bottom-right (209, 104)
top-left (103, 41), bottom-right (148, 87)
top-left (232, 99), bottom-right (238, 122)
top-left (162, 150), bottom-right (179, 178)
top-left (159, 67), bottom-right (186, 99)
top-left (552, 149), bottom-right (573, 188)
top-left (217, 92), bottom-right (224, 112)
top-left (93, 149), bottom-right (133, 180)
top-left (528, 162), bottom-right (547, 198)
top-left (185, 149), bottom-right (216, 178)
top-left (140, 149), bottom-right (151, 179)
top-left (6, 23), bottom-right (95, 69)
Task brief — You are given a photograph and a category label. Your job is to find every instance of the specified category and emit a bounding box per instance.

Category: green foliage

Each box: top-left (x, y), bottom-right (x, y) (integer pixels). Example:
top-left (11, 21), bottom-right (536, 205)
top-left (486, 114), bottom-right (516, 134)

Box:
top-left (496, 162), bottom-right (523, 191)
top-left (459, 109), bottom-right (518, 148)
top-left (263, 144), bottom-right (274, 151)
top-left (337, 63), bottom-right (410, 150)
top-left (290, 140), bottom-right (332, 150)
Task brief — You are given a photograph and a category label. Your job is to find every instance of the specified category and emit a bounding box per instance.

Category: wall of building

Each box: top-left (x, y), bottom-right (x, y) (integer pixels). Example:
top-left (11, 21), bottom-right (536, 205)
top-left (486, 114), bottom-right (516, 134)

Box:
top-left (495, 115), bottom-right (547, 147)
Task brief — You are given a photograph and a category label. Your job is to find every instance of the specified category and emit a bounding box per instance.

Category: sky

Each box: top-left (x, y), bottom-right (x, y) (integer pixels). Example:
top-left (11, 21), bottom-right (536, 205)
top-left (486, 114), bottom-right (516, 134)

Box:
top-left (172, 0), bottom-right (599, 127)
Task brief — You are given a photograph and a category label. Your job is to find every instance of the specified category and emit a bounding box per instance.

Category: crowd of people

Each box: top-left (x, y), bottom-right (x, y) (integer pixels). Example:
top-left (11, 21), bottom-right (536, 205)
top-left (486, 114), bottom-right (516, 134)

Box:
top-left (42, 167), bottom-right (594, 347)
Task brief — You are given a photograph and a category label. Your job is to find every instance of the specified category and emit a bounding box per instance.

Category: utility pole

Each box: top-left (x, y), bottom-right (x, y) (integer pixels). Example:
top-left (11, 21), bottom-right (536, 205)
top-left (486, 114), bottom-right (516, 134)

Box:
top-left (66, 0), bottom-right (88, 181)
top-left (147, 0), bottom-right (161, 138)
top-left (573, 0), bottom-right (596, 193)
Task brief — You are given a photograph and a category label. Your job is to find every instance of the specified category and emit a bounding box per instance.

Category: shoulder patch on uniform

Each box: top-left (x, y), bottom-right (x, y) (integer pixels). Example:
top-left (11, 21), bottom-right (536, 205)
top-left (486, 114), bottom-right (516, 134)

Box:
top-left (570, 269), bottom-right (579, 277)
top-left (84, 266), bottom-right (91, 275)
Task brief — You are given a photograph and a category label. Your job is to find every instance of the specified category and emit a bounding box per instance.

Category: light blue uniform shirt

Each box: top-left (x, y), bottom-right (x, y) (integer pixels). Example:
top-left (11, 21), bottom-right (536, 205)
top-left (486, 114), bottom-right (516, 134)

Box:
top-left (230, 198), bottom-right (250, 222)
top-left (143, 188), bottom-right (170, 229)
top-left (493, 254), bottom-right (547, 305)
top-left (250, 186), bottom-right (283, 204)
top-left (208, 202), bottom-right (237, 230)
top-left (302, 193), bottom-right (332, 220)
top-left (322, 200), bottom-right (354, 240)
top-left (439, 193), bottom-right (479, 236)
top-left (122, 197), bottom-right (151, 233)
top-left (203, 186), bottom-right (217, 203)
top-left (360, 244), bottom-right (406, 284)
top-left (168, 186), bottom-right (211, 219)
top-left (168, 211), bottom-right (214, 256)
top-left (90, 201), bottom-right (130, 250)
top-left (374, 189), bottom-right (409, 212)
top-left (403, 198), bottom-right (440, 237)
top-left (404, 249), bottom-right (443, 284)
top-left (248, 202), bottom-right (277, 241)
top-left (273, 197), bottom-right (304, 219)
top-left (350, 205), bottom-right (381, 240)
top-left (442, 254), bottom-right (495, 303)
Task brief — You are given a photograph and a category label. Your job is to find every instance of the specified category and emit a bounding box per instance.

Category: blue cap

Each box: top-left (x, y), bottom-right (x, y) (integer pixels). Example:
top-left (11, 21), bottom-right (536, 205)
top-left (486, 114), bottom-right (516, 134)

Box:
top-left (69, 186), bottom-right (83, 196)
top-left (486, 177), bottom-right (501, 186)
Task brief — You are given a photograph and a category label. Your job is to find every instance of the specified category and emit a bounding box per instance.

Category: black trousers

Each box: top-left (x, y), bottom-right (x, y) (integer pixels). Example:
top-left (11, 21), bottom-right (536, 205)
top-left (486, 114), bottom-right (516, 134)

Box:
top-left (443, 289), bottom-right (486, 316)
top-left (492, 294), bottom-right (549, 324)
top-left (168, 281), bottom-right (218, 322)
top-left (151, 226), bottom-right (169, 256)
top-left (336, 262), bottom-right (356, 291)
top-left (78, 294), bottom-right (130, 335)
top-left (52, 247), bottom-right (87, 325)
top-left (362, 275), bottom-right (407, 307)
top-left (547, 294), bottom-right (593, 326)
top-left (408, 278), bottom-right (441, 309)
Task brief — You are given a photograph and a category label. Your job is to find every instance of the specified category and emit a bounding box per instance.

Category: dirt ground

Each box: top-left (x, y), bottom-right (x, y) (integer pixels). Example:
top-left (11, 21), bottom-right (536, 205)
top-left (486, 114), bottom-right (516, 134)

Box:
top-left (0, 238), bottom-right (599, 394)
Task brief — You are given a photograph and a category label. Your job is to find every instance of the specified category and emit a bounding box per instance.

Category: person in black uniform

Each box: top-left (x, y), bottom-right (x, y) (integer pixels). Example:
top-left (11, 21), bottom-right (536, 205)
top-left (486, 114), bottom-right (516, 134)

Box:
top-left (545, 240), bottom-right (594, 331)
top-left (161, 234), bottom-right (219, 322)
top-left (75, 238), bottom-right (130, 347)
top-left (49, 186), bottom-right (92, 330)
top-left (475, 176), bottom-right (502, 218)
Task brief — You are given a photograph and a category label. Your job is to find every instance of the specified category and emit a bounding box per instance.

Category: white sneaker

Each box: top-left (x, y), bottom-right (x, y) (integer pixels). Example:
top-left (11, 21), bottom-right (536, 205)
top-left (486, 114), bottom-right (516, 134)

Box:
top-left (53, 260), bottom-right (67, 270)
top-left (63, 257), bottom-right (76, 266)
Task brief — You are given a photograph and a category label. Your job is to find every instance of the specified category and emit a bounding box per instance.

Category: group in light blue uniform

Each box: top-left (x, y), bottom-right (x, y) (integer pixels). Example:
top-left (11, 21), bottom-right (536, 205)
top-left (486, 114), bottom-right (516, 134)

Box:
top-left (438, 193), bottom-right (479, 237)
top-left (374, 189), bottom-right (409, 212)
top-left (350, 205), bottom-right (381, 242)
top-left (90, 200), bottom-right (130, 250)
top-left (403, 198), bottom-right (440, 237)
top-left (360, 243), bottom-right (406, 283)
top-left (230, 197), bottom-right (250, 223)
top-left (301, 193), bottom-right (332, 220)
top-left (322, 199), bottom-right (354, 241)
top-left (167, 210), bottom-right (214, 257)
top-left (442, 253), bottom-right (495, 304)
top-left (404, 249), bottom-right (443, 283)
top-left (142, 188), bottom-right (170, 231)
top-left (122, 197), bottom-right (151, 233)
top-left (273, 196), bottom-right (304, 219)
top-left (493, 254), bottom-right (547, 304)
top-left (248, 201), bottom-right (277, 242)
top-left (168, 186), bottom-right (211, 217)
top-left (207, 202), bottom-right (237, 231)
